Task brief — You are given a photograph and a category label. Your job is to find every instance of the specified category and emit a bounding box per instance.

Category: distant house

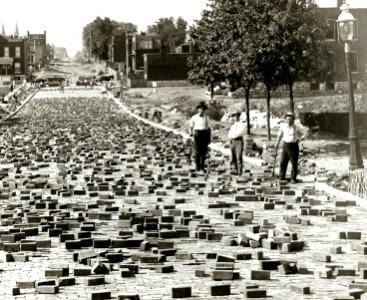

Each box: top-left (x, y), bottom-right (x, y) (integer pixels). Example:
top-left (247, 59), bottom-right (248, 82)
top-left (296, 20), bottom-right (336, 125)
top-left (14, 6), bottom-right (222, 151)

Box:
top-left (106, 31), bottom-right (203, 87)
top-left (126, 32), bottom-right (161, 75)
top-left (0, 33), bottom-right (28, 83)
top-left (317, 0), bottom-right (367, 91)
top-left (27, 31), bottom-right (47, 70)
top-left (108, 33), bottom-right (127, 78)
top-left (54, 47), bottom-right (69, 60)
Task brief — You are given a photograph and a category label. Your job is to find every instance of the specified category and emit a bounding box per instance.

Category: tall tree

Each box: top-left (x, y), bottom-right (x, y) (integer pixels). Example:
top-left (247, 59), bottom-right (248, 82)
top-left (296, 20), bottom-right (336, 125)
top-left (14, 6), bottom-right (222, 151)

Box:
top-left (188, 0), bottom-right (329, 140)
top-left (188, 7), bottom-right (228, 99)
top-left (82, 18), bottom-right (137, 62)
top-left (272, 0), bottom-right (330, 113)
top-left (147, 17), bottom-right (188, 52)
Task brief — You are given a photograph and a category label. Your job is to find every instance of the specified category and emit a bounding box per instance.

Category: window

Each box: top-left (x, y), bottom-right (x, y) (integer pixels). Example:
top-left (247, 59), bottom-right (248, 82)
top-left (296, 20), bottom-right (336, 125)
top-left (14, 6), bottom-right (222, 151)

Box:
top-left (310, 82), bottom-right (320, 91)
top-left (326, 51), bottom-right (336, 74)
top-left (14, 62), bottom-right (21, 74)
top-left (4, 47), bottom-right (9, 57)
top-left (139, 39), bottom-right (153, 49)
top-left (325, 82), bottom-right (335, 90)
top-left (350, 52), bottom-right (358, 73)
top-left (15, 47), bottom-right (21, 58)
top-left (326, 19), bottom-right (336, 40)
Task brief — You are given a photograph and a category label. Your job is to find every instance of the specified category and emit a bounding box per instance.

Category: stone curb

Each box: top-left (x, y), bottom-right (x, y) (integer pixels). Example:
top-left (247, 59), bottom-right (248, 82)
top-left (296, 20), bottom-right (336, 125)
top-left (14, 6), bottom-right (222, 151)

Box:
top-left (4, 87), bottom-right (40, 120)
top-left (315, 181), bottom-right (367, 206)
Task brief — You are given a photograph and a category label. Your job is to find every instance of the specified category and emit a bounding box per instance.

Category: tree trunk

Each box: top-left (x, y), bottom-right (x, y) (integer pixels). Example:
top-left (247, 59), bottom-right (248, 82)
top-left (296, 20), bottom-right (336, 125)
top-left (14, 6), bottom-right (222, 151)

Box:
top-left (210, 83), bottom-right (214, 100)
top-left (266, 87), bottom-right (271, 141)
top-left (289, 82), bottom-right (294, 114)
top-left (245, 87), bottom-right (251, 135)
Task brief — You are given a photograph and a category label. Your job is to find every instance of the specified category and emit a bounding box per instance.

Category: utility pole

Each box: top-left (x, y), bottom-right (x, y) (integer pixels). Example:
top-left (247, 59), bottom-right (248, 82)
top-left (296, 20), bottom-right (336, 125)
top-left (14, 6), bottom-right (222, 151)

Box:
top-left (89, 30), bottom-right (92, 62)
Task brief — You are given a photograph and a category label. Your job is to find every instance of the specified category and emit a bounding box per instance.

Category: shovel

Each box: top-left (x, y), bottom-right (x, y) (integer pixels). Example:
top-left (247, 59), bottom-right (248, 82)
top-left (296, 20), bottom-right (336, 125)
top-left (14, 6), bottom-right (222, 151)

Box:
top-left (272, 144), bottom-right (279, 177)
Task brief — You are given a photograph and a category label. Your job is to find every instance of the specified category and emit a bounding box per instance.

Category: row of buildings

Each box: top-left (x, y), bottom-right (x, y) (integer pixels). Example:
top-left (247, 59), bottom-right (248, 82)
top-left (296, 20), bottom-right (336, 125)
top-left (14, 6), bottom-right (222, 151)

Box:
top-left (0, 25), bottom-right (49, 84)
top-left (106, 0), bottom-right (367, 94)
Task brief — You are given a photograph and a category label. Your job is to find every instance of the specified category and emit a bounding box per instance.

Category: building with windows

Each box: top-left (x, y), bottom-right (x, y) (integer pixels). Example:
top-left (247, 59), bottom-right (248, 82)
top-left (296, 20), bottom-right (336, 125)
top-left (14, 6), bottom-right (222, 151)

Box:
top-left (317, 1), bottom-right (367, 91)
top-left (0, 33), bottom-right (28, 84)
top-left (126, 33), bottom-right (161, 75)
top-left (27, 31), bottom-right (47, 70)
top-left (108, 33), bottom-right (127, 77)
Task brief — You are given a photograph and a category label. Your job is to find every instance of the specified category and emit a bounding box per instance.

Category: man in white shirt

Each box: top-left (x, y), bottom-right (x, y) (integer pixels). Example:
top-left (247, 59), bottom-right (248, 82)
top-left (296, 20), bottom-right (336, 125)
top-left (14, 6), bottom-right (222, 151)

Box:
top-left (275, 112), bottom-right (308, 183)
top-left (228, 111), bottom-right (246, 175)
top-left (190, 101), bottom-right (210, 172)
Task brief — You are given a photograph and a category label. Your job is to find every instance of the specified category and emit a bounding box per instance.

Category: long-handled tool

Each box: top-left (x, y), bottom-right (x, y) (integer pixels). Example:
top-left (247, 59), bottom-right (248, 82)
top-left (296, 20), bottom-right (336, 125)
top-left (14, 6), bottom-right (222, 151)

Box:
top-left (272, 144), bottom-right (279, 177)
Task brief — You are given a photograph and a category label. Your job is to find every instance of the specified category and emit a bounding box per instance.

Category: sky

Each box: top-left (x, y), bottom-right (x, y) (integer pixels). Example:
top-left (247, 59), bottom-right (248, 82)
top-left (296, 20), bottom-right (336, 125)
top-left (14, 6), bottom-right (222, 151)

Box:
top-left (1, 0), bottom-right (366, 58)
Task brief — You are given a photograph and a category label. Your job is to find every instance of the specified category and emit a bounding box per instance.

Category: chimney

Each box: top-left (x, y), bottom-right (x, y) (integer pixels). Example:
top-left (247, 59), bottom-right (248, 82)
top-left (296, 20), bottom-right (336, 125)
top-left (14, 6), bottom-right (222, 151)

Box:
top-left (337, 0), bottom-right (344, 8)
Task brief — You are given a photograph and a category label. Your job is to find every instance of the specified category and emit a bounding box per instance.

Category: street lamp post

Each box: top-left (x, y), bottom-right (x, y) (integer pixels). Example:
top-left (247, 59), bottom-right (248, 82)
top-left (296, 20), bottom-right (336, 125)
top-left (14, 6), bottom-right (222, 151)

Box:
top-left (336, 3), bottom-right (364, 170)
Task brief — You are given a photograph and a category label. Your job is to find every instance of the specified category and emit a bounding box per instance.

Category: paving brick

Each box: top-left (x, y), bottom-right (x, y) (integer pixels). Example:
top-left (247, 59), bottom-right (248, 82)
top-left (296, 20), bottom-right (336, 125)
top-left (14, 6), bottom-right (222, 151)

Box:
top-left (335, 268), bottom-right (356, 276)
top-left (90, 290), bottom-right (111, 300)
top-left (290, 284), bottom-right (311, 294)
top-left (155, 265), bottom-right (174, 273)
top-left (171, 286), bottom-right (192, 298)
top-left (244, 288), bottom-right (267, 298)
top-left (73, 267), bottom-right (92, 276)
top-left (36, 285), bottom-right (59, 294)
top-left (210, 284), bottom-right (231, 296)
top-left (117, 294), bottom-right (140, 300)
top-left (250, 270), bottom-right (270, 280)
top-left (16, 280), bottom-right (35, 289)
top-left (84, 276), bottom-right (105, 286)
top-left (58, 276), bottom-right (76, 286)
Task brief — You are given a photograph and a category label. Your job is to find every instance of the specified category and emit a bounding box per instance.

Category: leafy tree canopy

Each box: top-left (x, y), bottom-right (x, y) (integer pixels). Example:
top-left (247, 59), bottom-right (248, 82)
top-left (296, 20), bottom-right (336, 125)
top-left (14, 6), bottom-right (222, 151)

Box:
top-left (82, 17), bottom-right (137, 61)
top-left (147, 17), bottom-right (188, 52)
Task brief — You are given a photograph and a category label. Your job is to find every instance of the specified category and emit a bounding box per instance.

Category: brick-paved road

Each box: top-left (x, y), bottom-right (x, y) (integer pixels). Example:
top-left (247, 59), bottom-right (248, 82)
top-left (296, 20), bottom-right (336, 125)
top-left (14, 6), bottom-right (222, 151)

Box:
top-left (0, 87), bottom-right (366, 300)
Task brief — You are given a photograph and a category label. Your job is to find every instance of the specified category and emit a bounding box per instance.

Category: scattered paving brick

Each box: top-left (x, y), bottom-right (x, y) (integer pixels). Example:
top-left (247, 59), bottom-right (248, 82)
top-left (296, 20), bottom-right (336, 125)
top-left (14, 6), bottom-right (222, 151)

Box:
top-left (0, 90), bottom-right (366, 300)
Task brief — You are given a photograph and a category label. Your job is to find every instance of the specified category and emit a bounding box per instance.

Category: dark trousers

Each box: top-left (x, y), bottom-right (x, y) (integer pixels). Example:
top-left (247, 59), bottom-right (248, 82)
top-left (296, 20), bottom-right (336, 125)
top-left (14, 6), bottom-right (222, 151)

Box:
top-left (194, 129), bottom-right (210, 171)
top-left (279, 142), bottom-right (299, 181)
top-left (230, 139), bottom-right (243, 175)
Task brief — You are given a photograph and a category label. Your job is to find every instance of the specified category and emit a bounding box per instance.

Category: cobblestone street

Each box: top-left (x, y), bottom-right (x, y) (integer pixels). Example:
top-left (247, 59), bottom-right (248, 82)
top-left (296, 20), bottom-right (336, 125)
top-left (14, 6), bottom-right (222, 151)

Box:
top-left (1, 87), bottom-right (367, 300)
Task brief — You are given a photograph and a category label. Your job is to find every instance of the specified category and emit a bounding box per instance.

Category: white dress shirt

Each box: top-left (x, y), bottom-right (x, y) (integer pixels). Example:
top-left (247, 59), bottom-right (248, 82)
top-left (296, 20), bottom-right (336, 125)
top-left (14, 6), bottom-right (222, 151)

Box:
top-left (228, 121), bottom-right (246, 139)
top-left (278, 123), bottom-right (307, 143)
top-left (190, 113), bottom-right (209, 130)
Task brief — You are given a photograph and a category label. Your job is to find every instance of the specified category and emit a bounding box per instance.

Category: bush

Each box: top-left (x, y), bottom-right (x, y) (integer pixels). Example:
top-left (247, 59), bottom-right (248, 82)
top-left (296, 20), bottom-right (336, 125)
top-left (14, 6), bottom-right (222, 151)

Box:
top-left (206, 100), bottom-right (225, 121)
top-left (299, 112), bottom-right (367, 138)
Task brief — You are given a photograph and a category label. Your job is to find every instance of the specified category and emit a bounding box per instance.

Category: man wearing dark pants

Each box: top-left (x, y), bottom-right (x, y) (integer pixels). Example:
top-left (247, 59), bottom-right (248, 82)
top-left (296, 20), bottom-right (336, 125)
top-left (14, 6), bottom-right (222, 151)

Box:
top-left (276, 112), bottom-right (308, 183)
top-left (190, 101), bottom-right (210, 173)
top-left (228, 111), bottom-right (245, 175)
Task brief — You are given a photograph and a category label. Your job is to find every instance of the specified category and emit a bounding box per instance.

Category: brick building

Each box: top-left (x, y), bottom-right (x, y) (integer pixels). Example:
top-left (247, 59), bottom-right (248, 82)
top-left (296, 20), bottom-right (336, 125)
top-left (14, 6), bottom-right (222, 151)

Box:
top-left (108, 33), bottom-right (127, 77)
top-left (0, 32), bottom-right (28, 84)
top-left (27, 31), bottom-right (47, 70)
top-left (317, 1), bottom-right (367, 91)
top-left (126, 32), bottom-right (161, 75)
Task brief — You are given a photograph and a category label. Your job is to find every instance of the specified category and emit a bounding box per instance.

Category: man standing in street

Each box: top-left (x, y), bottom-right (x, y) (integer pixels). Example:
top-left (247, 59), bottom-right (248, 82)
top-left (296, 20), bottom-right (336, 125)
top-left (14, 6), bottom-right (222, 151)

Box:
top-left (228, 111), bottom-right (246, 175)
top-left (276, 112), bottom-right (308, 183)
top-left (190, 101), bottom-right (211, 173)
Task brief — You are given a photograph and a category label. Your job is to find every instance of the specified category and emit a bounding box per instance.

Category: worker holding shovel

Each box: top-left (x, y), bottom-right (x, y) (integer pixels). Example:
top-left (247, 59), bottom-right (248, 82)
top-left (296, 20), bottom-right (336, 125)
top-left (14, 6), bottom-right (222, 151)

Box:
top-left (275, 112), bottom-right (308, 183)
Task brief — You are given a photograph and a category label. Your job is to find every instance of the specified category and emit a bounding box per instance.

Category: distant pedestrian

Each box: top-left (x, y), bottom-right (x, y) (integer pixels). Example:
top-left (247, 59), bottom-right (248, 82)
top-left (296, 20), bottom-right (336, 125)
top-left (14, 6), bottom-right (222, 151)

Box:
top-left (60, 80), bottom-right (64, 93)
top-left (9, 82), bottom-right (14, 92)
top-left (228, 110), bottom-right (246, 175)
top-left (190, 101), bottom-right (211, 173)
top-left (275, 112), bottom-right (308, 183)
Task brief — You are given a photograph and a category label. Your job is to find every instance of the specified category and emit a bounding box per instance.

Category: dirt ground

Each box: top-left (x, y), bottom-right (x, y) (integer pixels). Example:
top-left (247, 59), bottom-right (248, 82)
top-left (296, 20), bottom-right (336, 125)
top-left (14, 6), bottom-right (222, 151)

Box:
top-left (123, 86), bottom-right (367, 176)
top-left (38, 62), bottom-right (367, 176)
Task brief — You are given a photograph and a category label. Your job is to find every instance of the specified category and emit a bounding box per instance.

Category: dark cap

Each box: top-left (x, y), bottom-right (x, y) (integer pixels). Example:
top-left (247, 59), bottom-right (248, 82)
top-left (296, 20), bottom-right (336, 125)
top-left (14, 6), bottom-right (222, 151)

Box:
top-left (196, 101), bottom-right (208, 110)
top-left (231, 110), bottom-right (242, 116)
